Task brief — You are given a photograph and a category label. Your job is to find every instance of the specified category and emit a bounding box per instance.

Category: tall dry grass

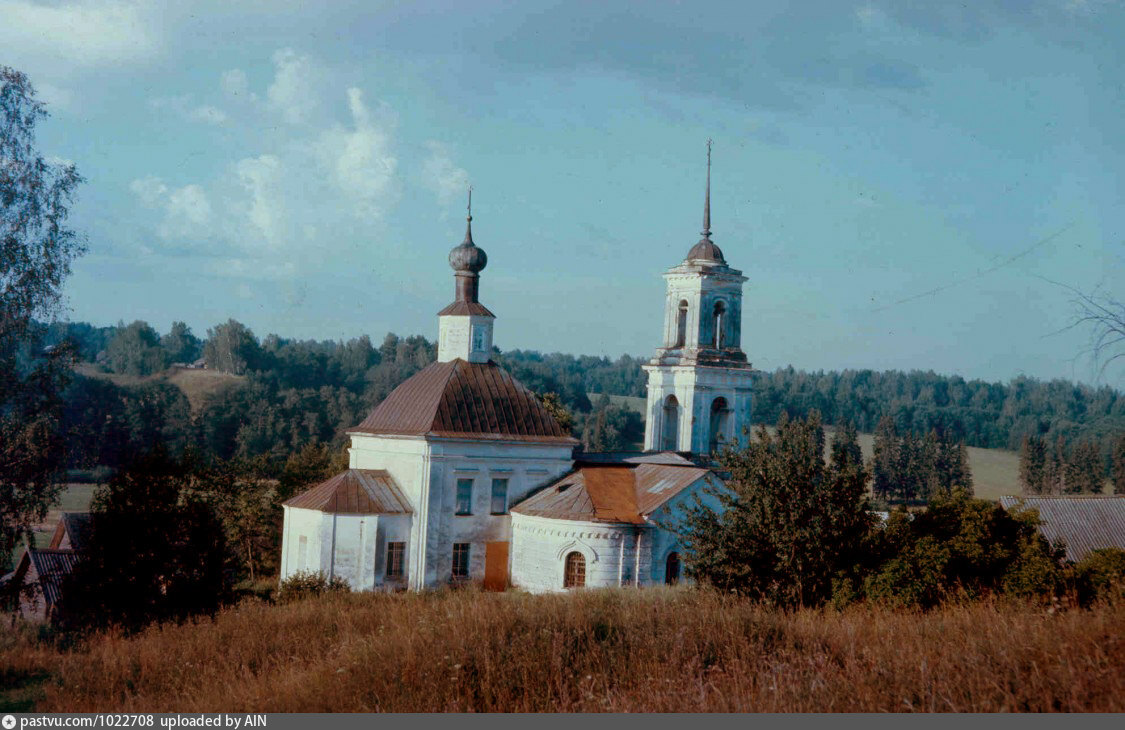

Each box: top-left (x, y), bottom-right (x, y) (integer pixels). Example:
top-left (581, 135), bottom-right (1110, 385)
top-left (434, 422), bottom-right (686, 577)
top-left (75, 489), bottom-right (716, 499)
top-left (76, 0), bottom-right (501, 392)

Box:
top-left (5, 587), bottom-right (1124, 712)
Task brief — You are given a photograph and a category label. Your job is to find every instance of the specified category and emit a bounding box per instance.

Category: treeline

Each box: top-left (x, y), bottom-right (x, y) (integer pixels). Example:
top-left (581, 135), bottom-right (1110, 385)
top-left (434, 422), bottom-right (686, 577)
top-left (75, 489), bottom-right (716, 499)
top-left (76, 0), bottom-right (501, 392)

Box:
top-left (1020, 434), bottom-right (1125, 495)
top-left (755, 367), bottom-right (1125, 471)
top-left (872, 417), bottom-right (973, 502)
top-left (43, 319), bottom-right (1125, 476)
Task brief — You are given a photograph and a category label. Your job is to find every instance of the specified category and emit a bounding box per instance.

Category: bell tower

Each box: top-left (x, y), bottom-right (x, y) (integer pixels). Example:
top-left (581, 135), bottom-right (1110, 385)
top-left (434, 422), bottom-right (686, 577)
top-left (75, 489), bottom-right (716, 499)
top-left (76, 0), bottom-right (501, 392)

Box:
top-left (643, 142), bottom-right (754, 455)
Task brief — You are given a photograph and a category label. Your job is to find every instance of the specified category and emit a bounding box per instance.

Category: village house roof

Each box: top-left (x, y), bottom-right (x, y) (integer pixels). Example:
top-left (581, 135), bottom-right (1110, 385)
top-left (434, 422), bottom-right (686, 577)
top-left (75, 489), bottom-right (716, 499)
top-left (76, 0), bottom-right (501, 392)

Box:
top-left (511, 462), bottom-right (714, 525)
top-left (49, 512), bottom-right (92, 551)
top-left (23, 548), bottom-right (81, 610)
top-left (284, 469), bottom-right (411, 515)
top-left (350, 359), bottom-right (579, 445)
top-left (999, 495), bottom-right (1125, 562)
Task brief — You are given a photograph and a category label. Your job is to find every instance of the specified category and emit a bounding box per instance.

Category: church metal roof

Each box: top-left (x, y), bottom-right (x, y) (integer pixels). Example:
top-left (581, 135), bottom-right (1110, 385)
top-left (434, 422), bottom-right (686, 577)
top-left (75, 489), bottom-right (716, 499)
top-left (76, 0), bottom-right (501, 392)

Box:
top-left (26, 549), bottom-right (81, 608)
top-left (350, 359), bottom-right (578, 444)
top-left (284, 469), bottom-right (412, 515)
top-left (999, 495), bottom-right (1125, 562)
top-left (511, 463), bottom-right (712, 525)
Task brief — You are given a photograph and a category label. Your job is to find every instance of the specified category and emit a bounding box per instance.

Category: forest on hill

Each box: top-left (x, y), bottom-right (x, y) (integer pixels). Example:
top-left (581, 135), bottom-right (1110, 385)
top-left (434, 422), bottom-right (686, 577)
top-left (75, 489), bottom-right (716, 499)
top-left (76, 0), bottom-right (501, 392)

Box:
top-left (36, 318), bottom-right (1125, 476)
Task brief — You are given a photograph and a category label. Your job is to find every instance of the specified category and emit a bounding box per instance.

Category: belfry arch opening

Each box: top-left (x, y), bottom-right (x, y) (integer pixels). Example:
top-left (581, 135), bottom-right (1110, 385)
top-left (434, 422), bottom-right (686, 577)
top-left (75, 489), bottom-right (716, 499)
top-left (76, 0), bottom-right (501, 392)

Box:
top-left (712, 301), bottom-right (727, 349)
top-left (709, 397), bottom-right (730, 454)
top-left (674, 300), bottom-right (689, 347)
top-left (662, 395), bottom-right (680, 451)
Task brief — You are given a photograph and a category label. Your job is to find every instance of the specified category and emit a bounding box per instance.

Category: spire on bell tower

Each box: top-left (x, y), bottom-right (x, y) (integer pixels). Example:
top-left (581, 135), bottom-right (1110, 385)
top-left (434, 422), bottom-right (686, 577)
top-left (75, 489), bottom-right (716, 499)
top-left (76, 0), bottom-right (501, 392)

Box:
top-left (686, 139), bottom-right (725, 264)
top-left (701, 138), bottom-right (711, 240)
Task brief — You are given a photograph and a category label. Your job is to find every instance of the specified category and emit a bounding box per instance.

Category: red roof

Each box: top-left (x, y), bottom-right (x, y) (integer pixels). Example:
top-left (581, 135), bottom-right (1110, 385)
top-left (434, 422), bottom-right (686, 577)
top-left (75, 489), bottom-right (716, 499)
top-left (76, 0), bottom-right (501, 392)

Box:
top-left (511, 463), bottom-right (713, 524)
top-left (284, 469), bottom-right (411, 514)
top-left (436, 301), bottom-right (495, 317)
top-left (351, 359), bottom-right (578, 444)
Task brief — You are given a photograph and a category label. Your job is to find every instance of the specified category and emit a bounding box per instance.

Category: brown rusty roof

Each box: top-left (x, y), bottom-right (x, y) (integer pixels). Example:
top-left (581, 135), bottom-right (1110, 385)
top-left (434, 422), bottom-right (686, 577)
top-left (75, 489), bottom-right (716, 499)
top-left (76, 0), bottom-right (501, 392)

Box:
top-left (27, 549), bottom-right (80, 607)
top-left (284, 469), bottom-right (411, 514)
top-left (351, 359), bottom-right (578, 444)
top-left (999, 495), bottom-right (1125, 562)
top-left (48, 512), bottom-right (92, 551)
top-left (512, 463), bottom-right (712, 524)
top-left (436, 301), bottom-right (495, 317)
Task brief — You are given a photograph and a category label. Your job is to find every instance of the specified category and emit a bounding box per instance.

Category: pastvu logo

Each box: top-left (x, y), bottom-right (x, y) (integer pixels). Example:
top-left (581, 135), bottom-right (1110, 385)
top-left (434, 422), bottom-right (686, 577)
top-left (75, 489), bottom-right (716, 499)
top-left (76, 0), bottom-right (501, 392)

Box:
top-left (2, 714), bottom-right (16, 729)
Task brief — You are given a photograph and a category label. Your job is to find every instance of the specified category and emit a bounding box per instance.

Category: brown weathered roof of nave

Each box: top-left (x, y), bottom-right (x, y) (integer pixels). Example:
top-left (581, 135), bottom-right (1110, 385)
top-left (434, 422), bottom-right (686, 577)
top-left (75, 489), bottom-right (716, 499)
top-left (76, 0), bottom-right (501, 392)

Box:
top-left (512, 462), bottom-right (713, 525)
top-left (284, 469), bottom-right (411, 515)
top-left (436, 301), bottom-right (495, 317)
top-left (999, 495), bottom-right (1125, 563)
top-left (49, 512), bottom-right (92, 551)
top-left (351, 359), bottom-right (578, 444)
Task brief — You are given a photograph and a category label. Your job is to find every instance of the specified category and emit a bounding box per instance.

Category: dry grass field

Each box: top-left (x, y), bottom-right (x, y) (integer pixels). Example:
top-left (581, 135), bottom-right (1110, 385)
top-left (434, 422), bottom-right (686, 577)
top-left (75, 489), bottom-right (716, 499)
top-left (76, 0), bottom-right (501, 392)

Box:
top-left (75, 363), bottom-right (243, 412)
top-left (2, 587), bottom-right (1123, 712)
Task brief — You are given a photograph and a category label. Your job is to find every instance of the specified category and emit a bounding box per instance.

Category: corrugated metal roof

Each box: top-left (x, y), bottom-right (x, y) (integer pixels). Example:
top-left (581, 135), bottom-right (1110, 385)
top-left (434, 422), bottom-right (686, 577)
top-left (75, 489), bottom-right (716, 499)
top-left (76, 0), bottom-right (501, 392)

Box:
top-left (284, 469), bottom-right (412, 514)
top-left (512, 463), bottom-right (711, 524)
top-left (999, 496), bottom-right (1125, 562)
top-left (27, 549), bottom-right (80, 608)
top-left (351, 359), bottom-right (578, 444)
top-left (575, 451), bottom-right (696, 466)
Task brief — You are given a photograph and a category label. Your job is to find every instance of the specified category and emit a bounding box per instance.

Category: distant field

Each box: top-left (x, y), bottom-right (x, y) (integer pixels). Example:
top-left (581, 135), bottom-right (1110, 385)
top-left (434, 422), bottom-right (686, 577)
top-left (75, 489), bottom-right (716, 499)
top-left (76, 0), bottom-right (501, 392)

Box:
top-left (76, 363), bottom-right (243, 411)
top-left (587, 391), bottom-right (1024, 501)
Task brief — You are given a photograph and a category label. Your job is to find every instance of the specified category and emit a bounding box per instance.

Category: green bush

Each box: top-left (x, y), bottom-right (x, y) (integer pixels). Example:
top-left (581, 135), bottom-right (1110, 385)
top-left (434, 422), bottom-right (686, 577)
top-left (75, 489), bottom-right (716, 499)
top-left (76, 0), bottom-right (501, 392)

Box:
top-left (278, 571), bottom-right (351, 603)
top-left (1071, 548), bottom-right (1125, 606)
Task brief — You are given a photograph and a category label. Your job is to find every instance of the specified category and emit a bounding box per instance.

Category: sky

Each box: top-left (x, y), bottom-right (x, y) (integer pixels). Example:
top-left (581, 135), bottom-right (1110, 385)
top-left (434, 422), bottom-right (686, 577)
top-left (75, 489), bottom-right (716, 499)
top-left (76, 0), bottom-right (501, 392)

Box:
top-left (5, 0), bottom-right (1124, 386)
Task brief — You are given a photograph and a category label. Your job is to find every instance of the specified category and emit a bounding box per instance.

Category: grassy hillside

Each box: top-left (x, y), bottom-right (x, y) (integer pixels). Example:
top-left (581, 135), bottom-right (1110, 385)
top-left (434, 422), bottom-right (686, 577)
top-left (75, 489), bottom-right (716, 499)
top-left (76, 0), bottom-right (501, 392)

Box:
top-left (589, 391), bottom-right (1025, 501)
top-left (75, 363), bottom-right (243, 411)
top-left (3, 588), bottom-right (1122, 712)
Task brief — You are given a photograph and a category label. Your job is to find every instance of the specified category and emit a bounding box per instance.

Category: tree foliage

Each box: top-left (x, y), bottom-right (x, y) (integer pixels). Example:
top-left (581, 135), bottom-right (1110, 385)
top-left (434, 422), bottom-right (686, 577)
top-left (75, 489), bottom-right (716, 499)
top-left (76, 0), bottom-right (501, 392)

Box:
top-left (872, 416), bottom-right (972, 502)
top-left (675, 413), bottom-right (871, 607)
top-left (105, 320), bottom-right (169, 376)
top-left (0, 67), bottom-right (85, 569)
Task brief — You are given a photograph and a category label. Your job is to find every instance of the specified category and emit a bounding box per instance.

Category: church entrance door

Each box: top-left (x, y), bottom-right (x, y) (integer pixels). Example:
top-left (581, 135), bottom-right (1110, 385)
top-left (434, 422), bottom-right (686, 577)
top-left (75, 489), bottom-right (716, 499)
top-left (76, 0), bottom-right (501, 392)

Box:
top-left (483, 541), bottom-right (509, 591)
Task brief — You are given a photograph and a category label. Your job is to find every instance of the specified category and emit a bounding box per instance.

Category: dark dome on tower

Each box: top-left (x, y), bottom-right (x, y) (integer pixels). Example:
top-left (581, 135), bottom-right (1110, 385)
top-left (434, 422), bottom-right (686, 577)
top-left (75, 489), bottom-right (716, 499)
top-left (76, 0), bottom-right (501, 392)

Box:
top-left (449, 189), bottom-right (487, 273)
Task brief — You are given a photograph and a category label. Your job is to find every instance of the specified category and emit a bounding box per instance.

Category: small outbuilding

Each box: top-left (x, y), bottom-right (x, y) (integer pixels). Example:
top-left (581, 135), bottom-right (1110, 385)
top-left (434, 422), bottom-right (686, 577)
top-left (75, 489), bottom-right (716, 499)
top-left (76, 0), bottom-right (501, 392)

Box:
top-left (999, 495), bottom-right (1125, 562)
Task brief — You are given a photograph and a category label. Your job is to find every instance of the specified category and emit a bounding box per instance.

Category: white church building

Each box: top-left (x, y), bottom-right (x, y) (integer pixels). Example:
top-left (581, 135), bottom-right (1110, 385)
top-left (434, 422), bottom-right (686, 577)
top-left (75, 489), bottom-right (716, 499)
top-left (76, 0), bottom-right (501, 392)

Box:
top-left (280, 149), bottom-right (753, 592)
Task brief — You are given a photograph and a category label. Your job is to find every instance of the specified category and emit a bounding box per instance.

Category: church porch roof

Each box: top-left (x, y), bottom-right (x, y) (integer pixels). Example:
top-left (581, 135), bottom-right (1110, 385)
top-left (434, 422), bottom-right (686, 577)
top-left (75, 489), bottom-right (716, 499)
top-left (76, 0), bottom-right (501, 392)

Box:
top-left (284, 469), bottom-right (412, 515)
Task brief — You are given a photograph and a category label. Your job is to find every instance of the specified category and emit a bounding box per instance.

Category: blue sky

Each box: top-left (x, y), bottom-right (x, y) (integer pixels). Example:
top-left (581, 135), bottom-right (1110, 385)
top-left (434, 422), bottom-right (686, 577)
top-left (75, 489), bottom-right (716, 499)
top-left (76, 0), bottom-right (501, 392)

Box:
top-left (5, 0), bottom-right (1124, 385)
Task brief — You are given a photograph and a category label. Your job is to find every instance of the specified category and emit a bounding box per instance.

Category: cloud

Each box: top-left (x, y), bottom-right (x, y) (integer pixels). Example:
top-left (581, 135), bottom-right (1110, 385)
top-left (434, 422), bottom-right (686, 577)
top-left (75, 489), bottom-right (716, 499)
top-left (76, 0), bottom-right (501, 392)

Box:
top-left (421, 141), bottom-right (470, 210)
top-left (130, 176), bottom-right (213, 240)
top-left (221, 69), bottom-right (252, 99)
top-left (234, 155), bottom-right (285, 247)
top-left (267, 48), bottom-right (320, 124)
top-left (0, 1), bottom-right (159, 72)
top-left (314, 88), bottom-right (398, 219)
top-left (189, 105), bottom-right (227, 125)
top-left (130, 176), bottom-right (170, 207)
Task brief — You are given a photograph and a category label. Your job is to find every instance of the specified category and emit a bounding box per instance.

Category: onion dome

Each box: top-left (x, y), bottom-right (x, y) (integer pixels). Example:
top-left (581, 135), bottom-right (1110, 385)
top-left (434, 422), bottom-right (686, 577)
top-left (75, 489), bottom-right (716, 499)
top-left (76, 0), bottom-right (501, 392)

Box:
top-left (685, 140), bottom-right (726, 264)
top-left (449, 188), bottom-right (487, 274)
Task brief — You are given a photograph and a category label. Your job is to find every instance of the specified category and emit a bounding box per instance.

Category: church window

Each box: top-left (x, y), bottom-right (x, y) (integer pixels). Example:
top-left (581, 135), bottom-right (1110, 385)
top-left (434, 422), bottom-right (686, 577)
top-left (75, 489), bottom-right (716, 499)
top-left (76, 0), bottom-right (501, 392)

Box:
top-left (452, 542), bottom-right (471, 579)
top-left (662, 395), bottom-right (680, 451)
top-left (712, 301), bottom-right (726, 348)
top-left (675, 300), bottom-right (689, 347)
top-left (385, 541), bottom-right (405, 579)
top-left (665, 552), bottom-right (681, 585)
top-left (709, 397), bottom-right (731, 454)
top-left (564, 551), bottom-right (586, 589)
top-left (490, 478), bottom-right (509, 515)
top-left (471, 324), bottom-right (486, 352)
top-left (455, 478), bottom-right (474, 515)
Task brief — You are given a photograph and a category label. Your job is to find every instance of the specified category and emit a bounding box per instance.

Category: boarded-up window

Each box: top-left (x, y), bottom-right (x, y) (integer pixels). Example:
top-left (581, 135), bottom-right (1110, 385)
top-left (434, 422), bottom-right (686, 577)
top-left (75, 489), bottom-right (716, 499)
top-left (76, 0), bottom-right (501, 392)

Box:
top-left (456, 478), bottom-right (473, 515)
top-left (564, 551), bottom-right (586, 589)
top-left (297, 535), bottom-right (308, 572)
top-left (452, 542), bottom-right (471, 579)
top-left (386, 541), bottom-right (405, 579)
top-left (490, 478), bottom-right (509, 514)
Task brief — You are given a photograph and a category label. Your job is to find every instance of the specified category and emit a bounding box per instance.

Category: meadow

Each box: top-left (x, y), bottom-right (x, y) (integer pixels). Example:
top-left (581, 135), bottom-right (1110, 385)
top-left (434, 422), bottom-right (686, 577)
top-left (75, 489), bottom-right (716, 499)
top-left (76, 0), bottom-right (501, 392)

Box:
top-left (2, 587), bottom-right (1123, 712)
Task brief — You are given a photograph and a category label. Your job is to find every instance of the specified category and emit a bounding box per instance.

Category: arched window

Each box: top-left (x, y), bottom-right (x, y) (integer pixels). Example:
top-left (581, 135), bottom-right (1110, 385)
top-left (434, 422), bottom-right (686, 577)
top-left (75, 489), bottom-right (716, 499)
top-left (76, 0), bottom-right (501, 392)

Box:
top-left (709, 397), bottom-right (730, 454)
top-left (662, 395), bottom-right (680, 451)
top-left (674, 300), bottom-right (689, 347)
top-left (665, 552), bottom-right (681, 585)
top-left (712, 301), bottom-right (726, 349)
top-left (564, 551), bottom-right (586, 589)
